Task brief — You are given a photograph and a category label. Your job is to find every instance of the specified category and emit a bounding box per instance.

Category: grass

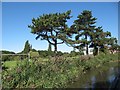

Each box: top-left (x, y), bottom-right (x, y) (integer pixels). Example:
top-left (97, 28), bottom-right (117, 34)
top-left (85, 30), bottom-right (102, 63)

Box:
top-left (3, 61), bottom-right (18, 69)
top-left (3, 57), bottom-right (50, 69)
top-left (3, 60), bottom-right (27, 70)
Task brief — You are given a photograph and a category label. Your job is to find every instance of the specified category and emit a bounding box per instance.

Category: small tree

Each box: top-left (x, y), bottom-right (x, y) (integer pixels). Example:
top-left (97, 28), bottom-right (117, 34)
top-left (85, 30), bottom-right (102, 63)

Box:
top-left (23, 40), bottom-right (31, 53)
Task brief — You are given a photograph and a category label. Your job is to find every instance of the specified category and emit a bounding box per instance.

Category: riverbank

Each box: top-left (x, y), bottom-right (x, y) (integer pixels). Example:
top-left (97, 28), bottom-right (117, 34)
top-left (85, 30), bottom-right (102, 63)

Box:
top-left (2, 53), bottom-right (119, 88)
top-left (67, 61), bottom-right (120, 88)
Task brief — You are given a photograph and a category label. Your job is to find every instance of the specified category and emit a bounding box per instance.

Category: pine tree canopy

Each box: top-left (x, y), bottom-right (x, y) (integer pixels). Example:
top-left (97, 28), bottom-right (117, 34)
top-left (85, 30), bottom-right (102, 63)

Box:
top-left (28, 10), bottom-right (72, 52)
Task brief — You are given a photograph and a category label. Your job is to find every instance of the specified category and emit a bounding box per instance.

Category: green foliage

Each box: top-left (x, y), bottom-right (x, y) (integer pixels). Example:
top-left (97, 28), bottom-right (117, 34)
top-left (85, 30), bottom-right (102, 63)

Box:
top-left (93, 47), bottom-right (98, 56)
top-left (56, 51), bottom-right (63, 56)
top-left (2, 58), bottom-right (82, 88)
top-left (27, 10), bottom-right (118, 56)
top-left (3, 61), bottom-right (18, 69)
top-left (31, 48), bottom-right (37, 52)
top-left (2, 53), bottom-right (118, 88)
top-left (28, 10), bottom-right (72, 53)
top-left (2, 55), bottom-right (27, 62)
top-left (108, 39), bottom-right (119, 53)
top-left (38, 50), bottom-right (54, 58)
top-left (65, 10), bottom-right (117, 56)
top-left (22, 40), bottom-right (31, 53)
top-left (2, 55), bottom-right (11, 62)
top-left (1, 50), bottom-right (15, 54)
top-left (29, 51), bottom-right (39, 60)
top-left (69, 51), bottom-right (83, 57)
top-left (38, 50), bottom-right (63, 58)
top-left (68, 10), bottom-right (97, 55)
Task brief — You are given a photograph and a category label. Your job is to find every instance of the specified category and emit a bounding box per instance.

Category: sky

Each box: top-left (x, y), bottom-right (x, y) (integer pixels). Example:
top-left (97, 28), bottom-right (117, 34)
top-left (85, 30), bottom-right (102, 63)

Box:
top-left (1, 0), bottom-right (120, 2)
top-left (2, 2), bottom-right (118, 53)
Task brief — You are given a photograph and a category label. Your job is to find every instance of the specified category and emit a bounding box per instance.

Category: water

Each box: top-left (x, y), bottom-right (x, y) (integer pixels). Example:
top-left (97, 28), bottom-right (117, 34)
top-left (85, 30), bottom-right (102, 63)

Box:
top-left (68, 62), bottom-right (120, 89)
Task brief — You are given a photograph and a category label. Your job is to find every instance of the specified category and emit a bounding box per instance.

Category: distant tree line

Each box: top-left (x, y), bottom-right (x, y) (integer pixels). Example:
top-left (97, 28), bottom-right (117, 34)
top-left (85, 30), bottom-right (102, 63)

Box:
top-left (1, 50), bottom-right (15, 54)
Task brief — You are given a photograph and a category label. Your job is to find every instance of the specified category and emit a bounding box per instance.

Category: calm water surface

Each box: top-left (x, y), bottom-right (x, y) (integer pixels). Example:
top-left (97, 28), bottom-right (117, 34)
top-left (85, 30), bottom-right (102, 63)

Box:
top-left (68, 62), bottom-right (120, 89)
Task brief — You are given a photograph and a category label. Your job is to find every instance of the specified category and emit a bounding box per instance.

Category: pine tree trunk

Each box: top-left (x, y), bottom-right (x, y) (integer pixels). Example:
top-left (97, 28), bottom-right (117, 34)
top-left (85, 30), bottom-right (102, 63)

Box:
top-left (85, 35), bottom-right (88, 55)
top-left (86, 43), bottom-right (88, 55)
top-left (54, 39), bottom-right (57, 54)
top-left (98, 46), bottom-right (100, 55)
top-left (54, 40), bottom-right (58, 61)
top-left (93, 46), bottom-right (98, 56)
top-left (54, 44), bottom-right (57, 54)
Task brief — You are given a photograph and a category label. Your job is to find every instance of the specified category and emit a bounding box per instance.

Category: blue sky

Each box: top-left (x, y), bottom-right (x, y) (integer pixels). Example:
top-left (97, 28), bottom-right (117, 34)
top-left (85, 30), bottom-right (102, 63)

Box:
top-left (2, 2), bottom-right (118, 53)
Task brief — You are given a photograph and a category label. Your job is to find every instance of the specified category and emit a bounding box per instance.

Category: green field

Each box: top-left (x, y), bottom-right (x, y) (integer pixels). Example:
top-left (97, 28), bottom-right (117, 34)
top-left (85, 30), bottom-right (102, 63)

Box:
top-left (3, 61), bottom-right (18, 69)
top-left (3, 58), bottom-right (48, 70)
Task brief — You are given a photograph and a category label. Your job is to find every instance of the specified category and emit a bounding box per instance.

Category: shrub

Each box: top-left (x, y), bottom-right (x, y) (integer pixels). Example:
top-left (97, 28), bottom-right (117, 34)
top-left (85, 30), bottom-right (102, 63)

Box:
top-left (29, 51), bottom-right (39, 60)
top-left (69, 51), bottom-right (82, 57)
top-left (38, 50), bottom-right (54, 58)
top-left (2, 55), bottom-right (10, 62)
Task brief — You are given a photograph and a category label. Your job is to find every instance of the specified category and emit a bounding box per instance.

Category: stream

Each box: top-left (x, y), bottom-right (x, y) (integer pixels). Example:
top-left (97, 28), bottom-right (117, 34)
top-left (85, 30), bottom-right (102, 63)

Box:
top-left (68, 62), bottom-right (120, 89)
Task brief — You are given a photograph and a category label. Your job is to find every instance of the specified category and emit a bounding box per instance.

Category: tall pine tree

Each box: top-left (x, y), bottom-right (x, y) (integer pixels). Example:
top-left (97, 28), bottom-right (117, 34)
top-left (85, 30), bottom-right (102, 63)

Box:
top-left (23, 40), bottom-right (31, 53)
top-left (70, 10), bottom-right (97, 55)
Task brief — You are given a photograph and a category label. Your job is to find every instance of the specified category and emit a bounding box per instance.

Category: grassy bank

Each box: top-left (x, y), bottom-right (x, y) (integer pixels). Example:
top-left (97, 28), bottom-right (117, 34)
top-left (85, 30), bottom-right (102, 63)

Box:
top-left (2, 53), bottom-right (119, 88)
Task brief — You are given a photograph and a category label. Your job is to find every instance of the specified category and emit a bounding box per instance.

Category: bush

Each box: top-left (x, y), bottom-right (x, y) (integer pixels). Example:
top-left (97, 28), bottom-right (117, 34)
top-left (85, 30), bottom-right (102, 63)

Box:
top-left (38, 50), bottom-right (63, 58)
top-left (29, 51), bottom-right (39, 60)
top-left (56, 51), bottom-right (63, 56)
top-left (38, 50), bottom-right (53, 58)
top-left (2, 56), bottom-right (10, 62)
top-left (2, 58), bottom-right (83, 88)
top-left (69, 51), bottom-right (83, 57)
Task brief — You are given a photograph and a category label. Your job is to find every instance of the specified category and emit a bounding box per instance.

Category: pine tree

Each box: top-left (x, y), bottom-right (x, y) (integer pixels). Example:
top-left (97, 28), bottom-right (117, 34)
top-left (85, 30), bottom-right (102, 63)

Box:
top-left (69, 10), bottom-right (97, 55)
top-left (23, 40), bottom-right (31, 53)
top-left (28, 10), bottom-right (72, 53)
top-left (67, 10), bottom-right (114, 56)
